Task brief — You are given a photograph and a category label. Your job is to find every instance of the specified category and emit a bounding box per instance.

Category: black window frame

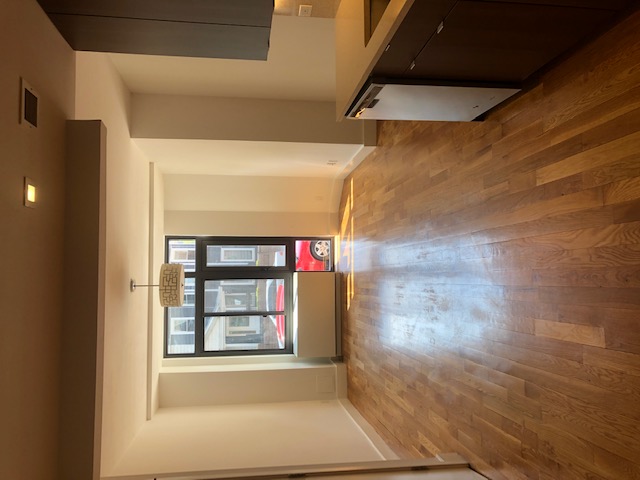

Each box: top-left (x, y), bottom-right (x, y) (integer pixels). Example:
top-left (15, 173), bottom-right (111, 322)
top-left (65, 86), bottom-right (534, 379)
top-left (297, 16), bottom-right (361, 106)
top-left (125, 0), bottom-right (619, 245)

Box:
top-left (164, 236), bottom-right (333, 358)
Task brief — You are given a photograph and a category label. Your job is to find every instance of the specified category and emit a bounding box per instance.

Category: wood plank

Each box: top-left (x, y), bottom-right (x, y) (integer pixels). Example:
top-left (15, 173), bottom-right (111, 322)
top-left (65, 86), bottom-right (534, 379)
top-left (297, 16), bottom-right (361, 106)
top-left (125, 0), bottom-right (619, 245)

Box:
top-left (603, 175), bottom-right (640, 205)
top-left (544, 83), bottom-right (640, 147)
top-left (536, 386), bottom-right (640, 463)
top-left (583, 156), bottom-right (640, 189)
top-left (533, 318), bottom-right (605, 347)
top-left (583, 346), bottom-right (640, 377)
top-left (541, 6), bottom-right (640, 130)
top-left (535, 130), bottom-right (640, 185)
top-left (537, 285), bottom-right (640, 308)
top-left (613, 198), bottom-right (640, 223)
top-left (533, 265), bottom-right (640, 288)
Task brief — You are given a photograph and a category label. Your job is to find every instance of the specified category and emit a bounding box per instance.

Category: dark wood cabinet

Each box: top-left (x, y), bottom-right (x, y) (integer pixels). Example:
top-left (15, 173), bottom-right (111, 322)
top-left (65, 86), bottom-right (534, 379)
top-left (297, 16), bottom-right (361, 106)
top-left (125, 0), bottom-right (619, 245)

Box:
top-left (371, 0), bottom-right (634, 84)
top-left (477, 0), bottom-right (631, 9)
top-left (373, 0), bottom-right (456, 77)
top-left (36, 0), bottom-right (274, 59)
top-left (407, 1), bottom-right (616, 83)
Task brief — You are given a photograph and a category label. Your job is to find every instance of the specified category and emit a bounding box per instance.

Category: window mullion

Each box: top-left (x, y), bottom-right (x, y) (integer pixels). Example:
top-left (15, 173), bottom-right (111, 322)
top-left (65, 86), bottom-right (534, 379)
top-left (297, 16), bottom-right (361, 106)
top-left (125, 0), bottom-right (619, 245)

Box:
top-left (194, 238), bottom-right (205, 356)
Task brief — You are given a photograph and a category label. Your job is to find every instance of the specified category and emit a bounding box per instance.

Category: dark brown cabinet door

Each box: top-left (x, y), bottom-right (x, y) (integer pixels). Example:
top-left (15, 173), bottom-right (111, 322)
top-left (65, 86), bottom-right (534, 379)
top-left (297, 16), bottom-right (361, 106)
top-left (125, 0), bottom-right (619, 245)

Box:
top-left (372, 0), bottom-right (456, 77)
top-left (36, 0), bottom-right (274, 59)
top-left (37, 0), bottom-right (274, 26)
top-left (475, 0), bottom-right (631, 10)
top-left (404, 1), bottom-right (617, 83)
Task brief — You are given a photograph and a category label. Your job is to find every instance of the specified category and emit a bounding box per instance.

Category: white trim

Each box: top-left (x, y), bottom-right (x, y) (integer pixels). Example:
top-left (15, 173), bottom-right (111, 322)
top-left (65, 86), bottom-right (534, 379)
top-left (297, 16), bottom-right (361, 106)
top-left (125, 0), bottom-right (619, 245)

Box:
top-left (338, 397), bottom-right (400, 460)
top-left (100, 457), bottom-right (472, 480)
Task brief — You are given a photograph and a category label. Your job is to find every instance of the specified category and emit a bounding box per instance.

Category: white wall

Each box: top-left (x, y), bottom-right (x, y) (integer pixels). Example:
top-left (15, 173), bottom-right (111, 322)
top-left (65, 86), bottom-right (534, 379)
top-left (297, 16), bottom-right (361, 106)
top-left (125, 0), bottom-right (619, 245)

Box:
top-left (74, 52), bottom-right (151, 475)
top-left (0, 0), bottom-right (75, 478)
top-left (106, 400), bottom-right (387, 478)
top-left (164, 174), bottom-right (341, 236)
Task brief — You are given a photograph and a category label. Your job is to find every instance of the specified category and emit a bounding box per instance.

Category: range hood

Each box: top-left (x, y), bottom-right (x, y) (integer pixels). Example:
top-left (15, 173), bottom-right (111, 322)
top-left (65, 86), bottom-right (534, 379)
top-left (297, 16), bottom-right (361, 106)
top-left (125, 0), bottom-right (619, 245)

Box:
top-left (347, 78), bottom-right (520, 121)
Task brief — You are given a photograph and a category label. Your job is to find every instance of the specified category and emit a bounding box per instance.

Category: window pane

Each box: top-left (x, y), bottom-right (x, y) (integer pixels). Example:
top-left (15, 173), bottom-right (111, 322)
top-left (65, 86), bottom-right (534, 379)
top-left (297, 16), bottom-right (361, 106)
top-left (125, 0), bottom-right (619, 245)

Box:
top-left (204, 315), bottom-right (285, 351)
top-left (206, 244), bottom-right (286, 267)
top-left (295, 239), bottom-right (332, 271)
top-left (204, 278), bottom-right (285, 313)
top-left (167, 278), bottom-right (195, 354)
top-left (168, 239), bottom-right (196, 272)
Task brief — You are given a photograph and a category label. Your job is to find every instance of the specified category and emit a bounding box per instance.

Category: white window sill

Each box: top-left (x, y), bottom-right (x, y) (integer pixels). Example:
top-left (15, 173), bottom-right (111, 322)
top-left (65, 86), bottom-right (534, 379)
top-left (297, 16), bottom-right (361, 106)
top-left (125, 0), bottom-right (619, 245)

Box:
top-left (161, 355), bottom-right (334, 373)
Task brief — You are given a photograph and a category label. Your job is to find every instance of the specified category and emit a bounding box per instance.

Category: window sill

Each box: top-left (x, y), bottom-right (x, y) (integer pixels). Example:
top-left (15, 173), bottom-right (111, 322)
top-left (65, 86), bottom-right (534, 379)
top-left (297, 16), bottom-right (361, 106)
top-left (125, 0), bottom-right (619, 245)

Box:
top-left (161, 355), bottom-right (333, 373)
top-left (157, 357), bottom-right (344, 407)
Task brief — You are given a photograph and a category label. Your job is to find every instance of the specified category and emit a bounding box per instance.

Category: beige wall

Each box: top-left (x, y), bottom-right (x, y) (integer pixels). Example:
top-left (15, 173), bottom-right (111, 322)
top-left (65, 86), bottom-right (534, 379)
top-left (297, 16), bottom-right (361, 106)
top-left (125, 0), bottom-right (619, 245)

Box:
top-left (106, 400), bottom-right (387, 478)
top-left (0, 0), bottom-right (75, 478)
top-left (165, 174), bottom-right (343, 213)
top-left (132, 94), bottom-right (365, 145)
top-left (166, 210), bottom-right (339, 237)
top-left (164, 173), bottom-right (341, 236)
top-left (159, 361), bottom-right (338, 408)
top-left (60, 120), bottom-right (107, 480)
top-left (74, 52), bottom-right (151, 475)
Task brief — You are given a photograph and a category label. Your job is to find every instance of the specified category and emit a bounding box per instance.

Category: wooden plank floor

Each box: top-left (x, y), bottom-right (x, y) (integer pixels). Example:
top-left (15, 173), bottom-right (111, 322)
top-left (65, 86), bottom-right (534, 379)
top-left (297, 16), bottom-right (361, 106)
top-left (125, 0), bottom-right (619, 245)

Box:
top-left (338, 8), bottom-right (640, 480)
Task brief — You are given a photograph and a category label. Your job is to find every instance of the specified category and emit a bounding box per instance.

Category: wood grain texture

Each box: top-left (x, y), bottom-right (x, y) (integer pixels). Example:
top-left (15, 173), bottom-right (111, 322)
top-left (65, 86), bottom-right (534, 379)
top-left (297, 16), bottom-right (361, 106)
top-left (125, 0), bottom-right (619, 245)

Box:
top-left (338, 8), bottom-right (640, 480)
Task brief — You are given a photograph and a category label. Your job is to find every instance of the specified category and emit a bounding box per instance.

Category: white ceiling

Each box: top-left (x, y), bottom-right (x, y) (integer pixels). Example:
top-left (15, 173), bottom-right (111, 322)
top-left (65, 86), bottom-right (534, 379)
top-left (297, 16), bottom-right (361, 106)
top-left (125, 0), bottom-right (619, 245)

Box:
top-left (110, 14), bottom-right (358, 180)
top-left (133, 139), bottom-right (362, 178)
top-left (109, 15), bottom-right (336, 102)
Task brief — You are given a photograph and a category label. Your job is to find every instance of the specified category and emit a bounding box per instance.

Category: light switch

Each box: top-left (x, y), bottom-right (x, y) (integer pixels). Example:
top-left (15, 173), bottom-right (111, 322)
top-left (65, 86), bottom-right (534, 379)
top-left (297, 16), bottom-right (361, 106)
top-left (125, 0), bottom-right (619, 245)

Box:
top-left (20, 78), bottom-right (38, 128)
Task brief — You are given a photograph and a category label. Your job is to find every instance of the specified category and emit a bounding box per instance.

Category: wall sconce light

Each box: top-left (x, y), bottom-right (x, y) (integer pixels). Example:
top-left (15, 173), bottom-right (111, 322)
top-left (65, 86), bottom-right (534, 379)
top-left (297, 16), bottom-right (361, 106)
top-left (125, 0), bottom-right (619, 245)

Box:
top-left (24, 177), bottom-right (36, 208)
top-left (130, 263), bottom-right (185, 307)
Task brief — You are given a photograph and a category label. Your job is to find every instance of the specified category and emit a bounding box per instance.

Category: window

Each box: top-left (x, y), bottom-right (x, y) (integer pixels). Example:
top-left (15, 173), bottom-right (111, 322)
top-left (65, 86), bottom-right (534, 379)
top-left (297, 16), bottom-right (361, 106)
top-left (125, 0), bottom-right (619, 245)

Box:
top-left (220, 247), bottom-right (255, 262)
top-left (165, 236), bottom-right (333, 357)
